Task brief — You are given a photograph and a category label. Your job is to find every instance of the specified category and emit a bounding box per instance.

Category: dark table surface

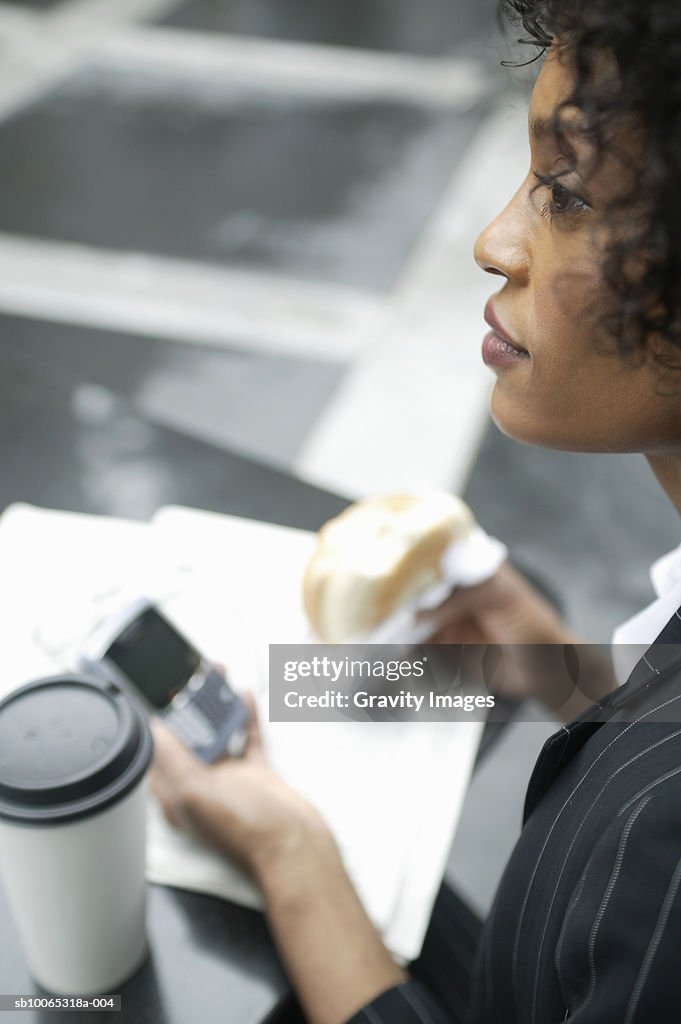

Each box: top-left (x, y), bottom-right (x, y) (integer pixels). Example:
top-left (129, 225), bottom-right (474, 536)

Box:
top-left (0, 884), bottom-right (289, 1024)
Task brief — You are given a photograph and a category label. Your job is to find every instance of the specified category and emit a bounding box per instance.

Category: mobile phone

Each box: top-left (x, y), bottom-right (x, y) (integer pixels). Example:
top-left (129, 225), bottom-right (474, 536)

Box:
top-left (79, 597), bottom-right (248, 761)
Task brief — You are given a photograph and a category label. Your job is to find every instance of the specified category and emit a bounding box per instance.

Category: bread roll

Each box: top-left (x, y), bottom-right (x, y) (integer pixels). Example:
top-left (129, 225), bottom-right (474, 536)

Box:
top-left (303, 493), bottom-right (475, 643)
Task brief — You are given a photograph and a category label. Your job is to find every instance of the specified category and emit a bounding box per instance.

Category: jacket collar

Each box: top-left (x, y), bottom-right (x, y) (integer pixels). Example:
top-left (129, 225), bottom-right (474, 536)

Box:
top-left (523, 605), bottom-right (681, 823)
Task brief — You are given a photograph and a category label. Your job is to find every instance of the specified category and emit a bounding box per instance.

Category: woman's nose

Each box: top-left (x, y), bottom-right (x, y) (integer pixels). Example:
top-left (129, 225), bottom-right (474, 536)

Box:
top-left (473, 183), bottom-right (530, 285)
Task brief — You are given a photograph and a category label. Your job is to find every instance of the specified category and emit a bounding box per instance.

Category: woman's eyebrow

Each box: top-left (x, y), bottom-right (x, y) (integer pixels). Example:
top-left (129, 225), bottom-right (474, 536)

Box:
top-left (529, 115), bottom-right (556, 142)
top-left (530, 113), bottom-right (590, 171)
top-left (531, 111), bottom-right (591, 147)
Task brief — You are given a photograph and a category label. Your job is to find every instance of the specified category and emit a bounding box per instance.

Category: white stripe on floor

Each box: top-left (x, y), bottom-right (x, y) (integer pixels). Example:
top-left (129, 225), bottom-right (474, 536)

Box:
top-left (0, 0), bottom-right (494, 110)
top-left (0, 13), bottom-right (84, 123)
top-left (0, 235), bottom-right (381, 361)
top-left (295, 99), bottom-right (529, 497)
top-left (91, 27), bottom-right (492, 108)
top-left (48, 0), bottom-right (183, 27)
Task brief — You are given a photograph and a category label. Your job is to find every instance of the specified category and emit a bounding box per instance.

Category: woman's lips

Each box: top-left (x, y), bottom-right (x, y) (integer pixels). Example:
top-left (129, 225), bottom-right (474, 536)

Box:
top-left (482, 329), bottom-right (530, 367)
top-left (482, 301), bottom-right (529, 367)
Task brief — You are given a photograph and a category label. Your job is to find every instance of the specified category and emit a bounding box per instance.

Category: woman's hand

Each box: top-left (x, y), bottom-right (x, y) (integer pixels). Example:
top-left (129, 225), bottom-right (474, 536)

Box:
top-left (149, 694), bottom-right (407, 1024)
top-left (418, 560), bottom-right (616, 716)
top-left (420, 560), bottom-right (568, 649)
top-left (149, 693), bottom-right (335, 887)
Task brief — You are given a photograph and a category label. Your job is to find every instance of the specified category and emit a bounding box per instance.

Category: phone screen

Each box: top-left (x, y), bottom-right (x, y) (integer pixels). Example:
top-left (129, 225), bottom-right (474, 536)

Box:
top-left (106, 607), bottom-right (201, 709)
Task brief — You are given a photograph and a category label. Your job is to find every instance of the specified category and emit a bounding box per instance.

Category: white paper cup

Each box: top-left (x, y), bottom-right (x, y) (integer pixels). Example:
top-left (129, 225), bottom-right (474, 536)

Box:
top-left (0, 676), bottom-right (153, 994)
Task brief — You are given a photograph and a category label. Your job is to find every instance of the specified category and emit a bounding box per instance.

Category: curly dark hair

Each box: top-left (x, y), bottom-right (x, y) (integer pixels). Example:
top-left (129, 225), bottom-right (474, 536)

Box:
top-left (498, 0), bottom-right (681, 372)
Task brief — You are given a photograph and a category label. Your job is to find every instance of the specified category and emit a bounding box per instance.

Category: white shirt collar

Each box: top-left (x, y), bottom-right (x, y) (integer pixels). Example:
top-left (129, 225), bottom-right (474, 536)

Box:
top-left (611, 541), bottom-right (681, 683)
top-left (649, 541), bottom-right (681, 597)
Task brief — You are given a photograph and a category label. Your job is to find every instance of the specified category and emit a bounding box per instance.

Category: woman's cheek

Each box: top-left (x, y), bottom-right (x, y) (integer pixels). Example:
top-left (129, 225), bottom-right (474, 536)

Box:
top-left (534, 263), bottom-right (603, 337)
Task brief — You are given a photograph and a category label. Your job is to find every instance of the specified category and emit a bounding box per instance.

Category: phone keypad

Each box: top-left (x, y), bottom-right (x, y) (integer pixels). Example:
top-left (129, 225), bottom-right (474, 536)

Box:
top-left (164, 703), bottom-right (214, 747)
top-left (193, 674), bottom-right (235, 718)
top-left (163, 668), bottom-right (237, 751)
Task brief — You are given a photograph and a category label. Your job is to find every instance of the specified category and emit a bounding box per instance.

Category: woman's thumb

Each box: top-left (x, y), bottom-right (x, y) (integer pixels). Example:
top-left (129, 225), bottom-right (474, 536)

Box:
top-left (417, 577), bottom-right (497, 635)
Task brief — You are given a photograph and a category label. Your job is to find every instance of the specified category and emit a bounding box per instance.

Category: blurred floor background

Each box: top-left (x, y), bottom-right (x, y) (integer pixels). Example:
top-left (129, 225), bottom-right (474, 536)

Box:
top-left (0, 0), bottom-right (679, 914)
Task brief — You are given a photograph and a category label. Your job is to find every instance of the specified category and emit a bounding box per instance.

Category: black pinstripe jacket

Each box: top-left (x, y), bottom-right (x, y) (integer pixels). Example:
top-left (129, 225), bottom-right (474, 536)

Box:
top-left (349, 610), bottom-right (681, 1024)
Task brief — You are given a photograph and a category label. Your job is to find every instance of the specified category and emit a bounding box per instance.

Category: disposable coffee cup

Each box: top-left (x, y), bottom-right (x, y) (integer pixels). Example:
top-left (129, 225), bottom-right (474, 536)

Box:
top-left (0, 675), bottom-right (153, 994)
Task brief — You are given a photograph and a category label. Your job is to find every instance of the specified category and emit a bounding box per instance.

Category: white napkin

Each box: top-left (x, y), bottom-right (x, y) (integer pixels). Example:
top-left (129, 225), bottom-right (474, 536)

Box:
top-left (357, 525), bottom-right (508, 645)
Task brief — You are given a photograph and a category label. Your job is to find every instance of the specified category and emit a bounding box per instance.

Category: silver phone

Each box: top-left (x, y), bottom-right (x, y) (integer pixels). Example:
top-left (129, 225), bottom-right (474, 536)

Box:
top-left (79, 597), bottom-right (247, 761)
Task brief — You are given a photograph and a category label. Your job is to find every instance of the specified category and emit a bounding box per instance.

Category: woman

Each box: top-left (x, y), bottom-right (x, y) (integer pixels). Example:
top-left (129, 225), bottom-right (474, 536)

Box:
top-left (150, 1), bottom-right (681, 1021)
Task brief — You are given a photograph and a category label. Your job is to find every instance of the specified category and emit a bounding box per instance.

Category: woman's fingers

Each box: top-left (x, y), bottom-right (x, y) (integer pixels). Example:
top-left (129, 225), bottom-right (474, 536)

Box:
top-left (428, 614), bottom-right (489, 645)
top-left (149, 717), bottom-right (204, 826)
top-left (150, 716), bottom-right (200, 773)
top-left (241, 691), bottom-right (265, 762)
top-left (207, 690), bottom-right (264, 764)
top-left (416, 580), bottom-right (495, 636)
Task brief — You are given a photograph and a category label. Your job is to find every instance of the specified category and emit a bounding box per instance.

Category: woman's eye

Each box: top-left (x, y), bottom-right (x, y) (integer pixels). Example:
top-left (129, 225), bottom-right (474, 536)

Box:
top-left (548, 181), bottom-right (591, 216)
top-left (549, 182), bottom-right (575, 212)
top-left (532, 172), bottom-right (590, 220)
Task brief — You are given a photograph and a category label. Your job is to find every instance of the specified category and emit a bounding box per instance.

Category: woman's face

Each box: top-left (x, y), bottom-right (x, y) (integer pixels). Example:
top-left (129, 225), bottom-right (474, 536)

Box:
top-left (474, 43), bottom-right (681, 453)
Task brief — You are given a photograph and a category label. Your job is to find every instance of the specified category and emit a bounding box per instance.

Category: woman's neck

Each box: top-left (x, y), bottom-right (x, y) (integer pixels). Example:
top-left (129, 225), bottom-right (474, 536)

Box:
top-left (646, 453), bottom-right (681, 518)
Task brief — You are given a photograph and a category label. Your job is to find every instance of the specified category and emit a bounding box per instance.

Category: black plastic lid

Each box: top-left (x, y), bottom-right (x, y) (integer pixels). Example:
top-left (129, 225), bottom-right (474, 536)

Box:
top-left (0, 675), bottom-right (152, 826)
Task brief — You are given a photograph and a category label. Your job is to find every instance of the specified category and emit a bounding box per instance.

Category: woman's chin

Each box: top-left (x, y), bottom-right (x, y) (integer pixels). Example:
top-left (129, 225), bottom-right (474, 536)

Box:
top-left (490, 409), bottom-right (546, 447)
top-left (488, 399), bottom-right (613, 453)
top-left (489, 393), bottom-right (572, 450)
